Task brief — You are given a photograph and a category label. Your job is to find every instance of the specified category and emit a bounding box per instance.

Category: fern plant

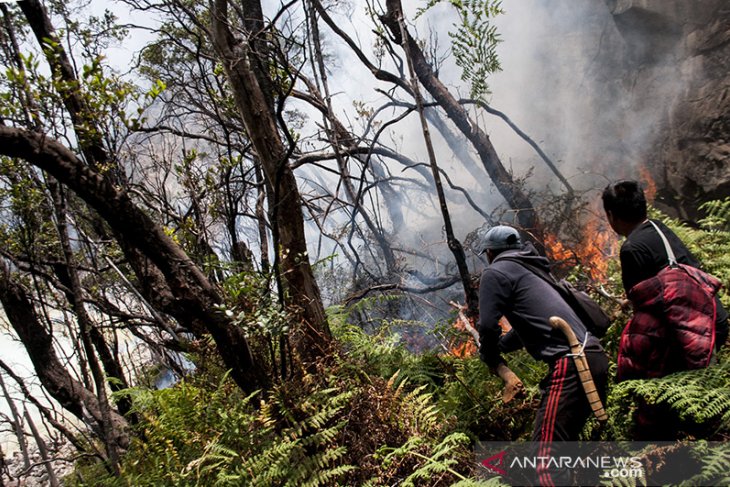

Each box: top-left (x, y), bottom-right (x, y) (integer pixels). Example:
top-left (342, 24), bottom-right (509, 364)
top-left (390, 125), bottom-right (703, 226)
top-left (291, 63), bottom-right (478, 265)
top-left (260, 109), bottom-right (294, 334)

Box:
top-left (329, 304), bottom-right (444, 388)
top-left (677, 441), bottom-right (730, 486)
top-left (184, 387), bottom-right (357, 486)
top-left (369, 432), bottom-right (471, 487)
top-left (607, 359), bottom-right (730, 440)
top-left (359, 372), bottom-right (472, 486)
top-left (699, 198), bottom-right (730, 232)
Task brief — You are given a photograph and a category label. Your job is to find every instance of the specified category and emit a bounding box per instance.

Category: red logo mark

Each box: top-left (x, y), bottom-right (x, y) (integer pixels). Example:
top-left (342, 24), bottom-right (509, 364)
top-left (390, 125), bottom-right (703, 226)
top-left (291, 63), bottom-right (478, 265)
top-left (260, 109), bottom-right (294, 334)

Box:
top-left (481, 450), bottom-right (508, 476)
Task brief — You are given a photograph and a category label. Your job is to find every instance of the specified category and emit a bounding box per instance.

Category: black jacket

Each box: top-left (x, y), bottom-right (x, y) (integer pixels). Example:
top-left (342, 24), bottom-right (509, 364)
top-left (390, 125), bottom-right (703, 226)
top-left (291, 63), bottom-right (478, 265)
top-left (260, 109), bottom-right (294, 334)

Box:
top-left (478, 243), bottom-right (602, 367)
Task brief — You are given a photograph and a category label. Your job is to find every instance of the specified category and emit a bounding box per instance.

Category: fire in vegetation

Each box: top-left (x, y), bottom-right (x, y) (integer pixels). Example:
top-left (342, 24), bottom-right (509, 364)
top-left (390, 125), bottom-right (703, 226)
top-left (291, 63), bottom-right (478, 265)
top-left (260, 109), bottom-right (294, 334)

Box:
top-left (638, 164), bottom-right (657, 203)
top-left (545, 215), bottom-right (621, 283)
top-left (449, 323), bottom-right (477, 358)
top-left (448, 304), bottom-right (479, 358)
top-left (448, 306), bottom-right (512, 359)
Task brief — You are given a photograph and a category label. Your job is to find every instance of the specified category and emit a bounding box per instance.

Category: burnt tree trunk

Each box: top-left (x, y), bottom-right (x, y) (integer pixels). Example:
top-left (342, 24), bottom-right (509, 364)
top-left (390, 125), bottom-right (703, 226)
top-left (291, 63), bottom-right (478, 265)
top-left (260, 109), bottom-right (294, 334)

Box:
top-left (381, 0), bottom-right (539, 234)
top-left (392, 12), bottom-right (480, 318)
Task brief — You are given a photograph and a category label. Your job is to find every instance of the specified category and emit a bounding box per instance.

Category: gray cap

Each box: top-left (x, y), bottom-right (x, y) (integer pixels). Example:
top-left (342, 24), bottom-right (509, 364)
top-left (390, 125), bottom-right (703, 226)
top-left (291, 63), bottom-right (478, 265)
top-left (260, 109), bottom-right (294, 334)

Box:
top-left (481, 225), bottom-right (522, 252)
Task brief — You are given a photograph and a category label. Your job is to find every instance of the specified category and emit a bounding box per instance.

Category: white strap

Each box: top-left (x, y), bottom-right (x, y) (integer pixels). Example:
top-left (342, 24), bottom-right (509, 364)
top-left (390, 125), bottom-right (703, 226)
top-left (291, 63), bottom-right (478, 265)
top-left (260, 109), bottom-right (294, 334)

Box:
top-left (566, 332), bottom-right (589, 358)
top-left (648, 220), bottom-right (678, 267)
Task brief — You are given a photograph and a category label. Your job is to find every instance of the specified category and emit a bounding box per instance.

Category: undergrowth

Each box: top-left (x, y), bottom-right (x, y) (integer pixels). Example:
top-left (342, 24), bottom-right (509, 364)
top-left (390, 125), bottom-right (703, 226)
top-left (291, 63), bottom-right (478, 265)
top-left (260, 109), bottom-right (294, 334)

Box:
top-left (66, 199), bottom-right (730, 485)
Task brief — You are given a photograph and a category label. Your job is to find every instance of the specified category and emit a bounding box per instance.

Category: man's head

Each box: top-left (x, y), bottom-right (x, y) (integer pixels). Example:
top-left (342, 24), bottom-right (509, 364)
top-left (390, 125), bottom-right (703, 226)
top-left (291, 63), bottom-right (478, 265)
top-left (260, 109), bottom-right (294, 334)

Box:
top-left (481, 225), bottom-right (522, 262)
top-left (602, 180), bottom-right (647, 236)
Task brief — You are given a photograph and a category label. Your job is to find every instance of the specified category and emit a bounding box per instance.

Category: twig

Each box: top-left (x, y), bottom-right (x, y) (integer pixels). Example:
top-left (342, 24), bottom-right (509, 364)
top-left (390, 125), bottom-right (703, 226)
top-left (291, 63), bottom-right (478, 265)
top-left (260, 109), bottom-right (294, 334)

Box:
top-left (448, 301), bottom-right (480, 345)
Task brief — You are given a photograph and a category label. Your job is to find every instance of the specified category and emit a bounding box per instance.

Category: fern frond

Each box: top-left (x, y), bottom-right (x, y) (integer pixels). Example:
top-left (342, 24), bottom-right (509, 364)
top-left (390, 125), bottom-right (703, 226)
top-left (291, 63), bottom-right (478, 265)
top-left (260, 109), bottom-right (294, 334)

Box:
top-left (615, 361), bottom-right (730, 427)
top-left (677, 441), bottom-right (730, 486)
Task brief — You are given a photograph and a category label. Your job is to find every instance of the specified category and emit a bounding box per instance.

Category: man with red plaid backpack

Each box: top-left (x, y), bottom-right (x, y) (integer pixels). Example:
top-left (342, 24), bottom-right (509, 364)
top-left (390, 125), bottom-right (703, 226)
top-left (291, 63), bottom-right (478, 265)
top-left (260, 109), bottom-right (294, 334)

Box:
top-left (602, 179), bottom-right (728, 438)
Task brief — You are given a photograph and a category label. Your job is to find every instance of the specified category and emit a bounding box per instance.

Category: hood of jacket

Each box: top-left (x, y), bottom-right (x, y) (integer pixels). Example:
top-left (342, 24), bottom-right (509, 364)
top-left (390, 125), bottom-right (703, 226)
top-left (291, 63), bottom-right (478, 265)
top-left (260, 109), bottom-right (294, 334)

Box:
top-left (492, 242), bottom-right (551, 272)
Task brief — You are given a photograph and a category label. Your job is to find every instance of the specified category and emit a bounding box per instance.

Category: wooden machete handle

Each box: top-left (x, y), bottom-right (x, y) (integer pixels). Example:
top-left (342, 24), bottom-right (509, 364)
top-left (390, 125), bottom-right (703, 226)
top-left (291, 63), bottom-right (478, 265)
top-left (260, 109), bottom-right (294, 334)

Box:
top-left (549, 316), bottom-right (607, 422)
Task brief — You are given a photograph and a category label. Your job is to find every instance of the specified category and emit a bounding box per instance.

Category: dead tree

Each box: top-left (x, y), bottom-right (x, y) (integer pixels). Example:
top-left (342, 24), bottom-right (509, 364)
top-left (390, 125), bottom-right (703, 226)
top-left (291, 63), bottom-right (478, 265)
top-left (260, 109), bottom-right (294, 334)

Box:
top-left (380, 0), bottom-right (539, 234)
top-left (304, 1), bottom-right (399, 277)
top-left (389, 9), bottom-right (479, 317)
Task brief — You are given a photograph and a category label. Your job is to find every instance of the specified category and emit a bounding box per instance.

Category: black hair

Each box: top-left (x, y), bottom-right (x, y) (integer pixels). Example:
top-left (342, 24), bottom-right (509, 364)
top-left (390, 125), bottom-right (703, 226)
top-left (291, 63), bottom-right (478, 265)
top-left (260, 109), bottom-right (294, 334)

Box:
top-left (601, 180), bottom-right (647, 223)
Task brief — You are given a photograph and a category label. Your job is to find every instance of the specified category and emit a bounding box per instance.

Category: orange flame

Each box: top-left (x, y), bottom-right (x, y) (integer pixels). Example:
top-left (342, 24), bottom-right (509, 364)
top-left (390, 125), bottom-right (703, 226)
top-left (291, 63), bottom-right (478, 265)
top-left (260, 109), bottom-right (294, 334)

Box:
top-left (447, 308), bottom-right (512, 358)
top-left (449, 312), bottom-right (477, 358)
top-left (544, 208), bottom-right (621, 283)
top-left (638, 165), bottom-right (657, 203)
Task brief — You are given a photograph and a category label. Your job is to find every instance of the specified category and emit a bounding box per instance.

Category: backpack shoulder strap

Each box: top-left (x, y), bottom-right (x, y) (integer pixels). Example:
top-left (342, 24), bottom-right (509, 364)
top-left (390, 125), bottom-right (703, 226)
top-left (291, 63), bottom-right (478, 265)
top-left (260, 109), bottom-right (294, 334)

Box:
top-left (497, 256), bottom-right (559, 287)
top-left (648, 220), bottom-right (678, 268)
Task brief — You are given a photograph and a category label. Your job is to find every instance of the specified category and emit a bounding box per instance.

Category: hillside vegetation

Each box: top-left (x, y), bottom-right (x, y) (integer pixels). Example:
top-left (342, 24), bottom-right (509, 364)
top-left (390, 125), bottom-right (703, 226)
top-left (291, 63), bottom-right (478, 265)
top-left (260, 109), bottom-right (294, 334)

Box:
top-left (66, 201), bottom-right (730, 486)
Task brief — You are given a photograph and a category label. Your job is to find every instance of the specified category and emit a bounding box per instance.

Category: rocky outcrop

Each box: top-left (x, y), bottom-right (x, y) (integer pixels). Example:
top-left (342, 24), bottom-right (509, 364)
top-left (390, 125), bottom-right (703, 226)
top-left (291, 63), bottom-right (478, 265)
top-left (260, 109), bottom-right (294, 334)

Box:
top-left (606, 0), bottom-right (730, 219)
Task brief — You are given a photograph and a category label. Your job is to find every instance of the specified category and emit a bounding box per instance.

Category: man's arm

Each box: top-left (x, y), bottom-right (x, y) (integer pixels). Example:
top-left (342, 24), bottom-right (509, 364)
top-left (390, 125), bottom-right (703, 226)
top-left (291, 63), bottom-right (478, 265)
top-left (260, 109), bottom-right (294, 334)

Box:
top-left (478, 268), bottom-right (512, 368)
top-left (498, 328), bottom-right (523, 353)
top-left (620, 240), bottom-right (650, 294)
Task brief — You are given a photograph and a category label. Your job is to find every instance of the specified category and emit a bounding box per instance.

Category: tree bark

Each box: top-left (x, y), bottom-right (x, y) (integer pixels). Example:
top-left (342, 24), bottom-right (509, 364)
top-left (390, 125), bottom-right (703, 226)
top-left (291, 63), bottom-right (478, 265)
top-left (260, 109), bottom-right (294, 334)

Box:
top-left (209, 0), bottom-right (331, 361)
top-left (0, 125), bottom-right (265, 392)
top-left (0, 265), bottom-right (130, 453)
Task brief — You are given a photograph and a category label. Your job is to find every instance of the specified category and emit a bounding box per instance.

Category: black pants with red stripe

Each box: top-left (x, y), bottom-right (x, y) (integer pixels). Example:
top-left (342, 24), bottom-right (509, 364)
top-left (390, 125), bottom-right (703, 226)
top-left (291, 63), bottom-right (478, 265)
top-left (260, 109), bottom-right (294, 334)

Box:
top-left (531, 351), bottom-right (609, 485)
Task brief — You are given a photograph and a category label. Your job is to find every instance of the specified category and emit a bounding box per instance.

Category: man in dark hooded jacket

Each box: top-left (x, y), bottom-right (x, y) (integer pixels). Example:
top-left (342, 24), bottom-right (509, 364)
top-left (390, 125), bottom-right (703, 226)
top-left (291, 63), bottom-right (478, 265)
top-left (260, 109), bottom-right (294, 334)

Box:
top-left (478, 225), bottom-right (609, 483)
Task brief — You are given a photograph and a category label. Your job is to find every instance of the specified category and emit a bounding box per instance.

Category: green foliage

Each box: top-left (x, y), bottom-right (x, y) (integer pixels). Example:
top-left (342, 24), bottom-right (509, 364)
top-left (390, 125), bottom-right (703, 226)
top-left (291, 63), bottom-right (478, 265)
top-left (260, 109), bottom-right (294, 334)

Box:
top-left (185, 387), bottom-right (356, 486)
top-left (608, 359), bottom-right (730, 437)
top-left (418, 0), bottom-right (504, 99)
top-left (370, 432), bottom-right (471, 486)
top-left (71, 374), bottom-right (356, 486)
top-left (699, 198), bottom-right (730, 232)
top-left (436, 354), bottom-right (540, 441)
top-left (329, 303), bottom-right (444, 387)
top-left (677, 441), bottom-right (730, 486)
top-left (71, 319), bottom-right (479, 485)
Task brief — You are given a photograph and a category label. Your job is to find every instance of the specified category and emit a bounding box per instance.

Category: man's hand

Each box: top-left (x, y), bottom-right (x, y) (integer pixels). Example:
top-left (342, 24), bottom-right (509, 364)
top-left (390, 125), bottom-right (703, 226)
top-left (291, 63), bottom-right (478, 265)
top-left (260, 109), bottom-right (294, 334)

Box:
top-left (493, 362), bottom-right (525, 404)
